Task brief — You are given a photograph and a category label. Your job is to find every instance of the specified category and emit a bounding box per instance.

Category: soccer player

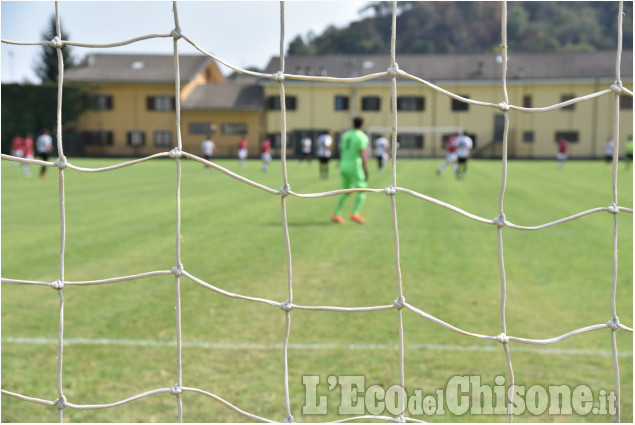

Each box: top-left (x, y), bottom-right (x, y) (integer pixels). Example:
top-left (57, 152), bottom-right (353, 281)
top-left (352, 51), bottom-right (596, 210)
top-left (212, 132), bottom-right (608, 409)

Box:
top-left (11, 134), bottom-right (24, 160)
top-left (373, 134), bottom-right (389, 172)
top-left (556, 137), bottom-right (570, 169)
top-left (36, 129), bottom-right (54, 178)
top-left (201, 134), bottom-right (215, 168)
top-left (332, 117), bottom-right (369, 224)
top-left (316, 131), bottom-right (333, 179)
top-left (300, 136), bottom-right (312, 164)
top-left (453, 133), bottom-right (473, 179)
top-left (22, 133), bottom-right (34, 177)
top-left (436, 133), bottom-right (458, 176)
top-left (603, 138), bottom-right (614, 167)
top-left (625, 135), bottom-right (633, 171)
top-left (260, 138), bottom-right (272, 171)
top-left (237, 136), bottom-right (248, 167)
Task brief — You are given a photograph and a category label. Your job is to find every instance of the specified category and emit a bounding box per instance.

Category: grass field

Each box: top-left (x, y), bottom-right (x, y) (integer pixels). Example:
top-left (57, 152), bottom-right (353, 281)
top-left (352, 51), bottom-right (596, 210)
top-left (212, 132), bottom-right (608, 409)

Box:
top-left (1, 156), bottom-right (633, 423)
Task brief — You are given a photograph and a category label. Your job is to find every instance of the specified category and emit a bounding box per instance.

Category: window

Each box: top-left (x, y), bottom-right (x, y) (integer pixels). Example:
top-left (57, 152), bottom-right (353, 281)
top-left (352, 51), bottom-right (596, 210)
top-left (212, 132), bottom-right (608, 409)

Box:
top-left (268, 133), bottom-right (291, 148)
top-left (621, 95), bottom-right (633, 110)
top-left (87, 94), bottom-right (113, 111)
top-left (522, 95), bottom-right (532, 108)
top-left (555, 131), bottom-right (579, 143)
top-left (189, 123), bottom-right (215, 134)
top-left (82, 130), bottom-right (113, 146)
top-left (334, 95), bottom-right (349, 111)
top-left (287, 97), bottom-right (297, 110)
top-left (362, 96), bottom-right (381, 111)
top-left (522, 131), bottom-right (534, 143)
top-left (127, 130), bottom-right (145, 147)
top-left (147, 95), bottom-right (176, 111)
top-left (561, 94), bottom-right (575, 111)
top-left (153, 130), bottom-right (172, 147)
top-left (397, 134), bottom-right (424, 149)
top-left (493, 114), bottom-right (505, 141)
top-left (221, 123), bottom-right (248, 135)
top-left (397, 96), bottom-right (425, 111)
top-left (452, 96), bottom-right (470, 111)
top-left (266, 96), bottom-right (297, 110)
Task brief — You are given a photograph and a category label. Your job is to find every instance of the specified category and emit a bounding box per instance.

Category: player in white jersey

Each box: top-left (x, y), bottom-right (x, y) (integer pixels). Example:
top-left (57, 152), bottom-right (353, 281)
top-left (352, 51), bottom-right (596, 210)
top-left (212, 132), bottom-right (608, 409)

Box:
top-left (201, 135), bottom-right (215, 168)
top-left (315, 131), bottom-right (333, 179)
top-left (300, 136), bottom-right (312, 164)
top-left (373, 135), bottom-right (390, 172)
top-left (452, 134), bottom-right (473, 179)
top-left (36, 128), bottom-right (54, 178)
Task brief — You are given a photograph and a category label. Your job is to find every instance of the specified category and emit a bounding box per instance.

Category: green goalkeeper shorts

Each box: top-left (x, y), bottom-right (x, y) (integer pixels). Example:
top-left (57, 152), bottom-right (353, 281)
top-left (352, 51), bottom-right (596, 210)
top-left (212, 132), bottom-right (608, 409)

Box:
top-left (340, 168), bottom-right (367, 189)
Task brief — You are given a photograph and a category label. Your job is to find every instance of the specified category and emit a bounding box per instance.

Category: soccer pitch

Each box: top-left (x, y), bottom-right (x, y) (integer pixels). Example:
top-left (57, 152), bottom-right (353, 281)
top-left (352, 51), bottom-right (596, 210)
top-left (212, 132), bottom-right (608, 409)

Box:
top-left (1, 157), bottom-right (633, 423)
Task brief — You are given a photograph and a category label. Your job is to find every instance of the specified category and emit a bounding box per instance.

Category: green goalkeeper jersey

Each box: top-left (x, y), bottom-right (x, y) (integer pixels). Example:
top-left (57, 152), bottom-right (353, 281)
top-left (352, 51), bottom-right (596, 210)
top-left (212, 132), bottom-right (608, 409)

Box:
top-left (339, 129), bottom-right (369, 174)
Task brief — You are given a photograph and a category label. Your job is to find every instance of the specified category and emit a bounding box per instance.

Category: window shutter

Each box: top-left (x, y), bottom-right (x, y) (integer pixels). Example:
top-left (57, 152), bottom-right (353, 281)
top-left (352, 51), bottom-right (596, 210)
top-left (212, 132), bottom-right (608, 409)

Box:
top-left (287, 96), bottom-right (297, 110)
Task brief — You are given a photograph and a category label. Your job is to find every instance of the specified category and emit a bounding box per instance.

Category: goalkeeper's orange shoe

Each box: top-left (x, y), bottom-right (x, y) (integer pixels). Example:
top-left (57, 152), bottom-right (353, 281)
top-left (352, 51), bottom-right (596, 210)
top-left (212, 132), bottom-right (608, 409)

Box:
top-left (331, 215), bottom-right (344, 224)
top-left (349, 214), bottom-right (365, 224)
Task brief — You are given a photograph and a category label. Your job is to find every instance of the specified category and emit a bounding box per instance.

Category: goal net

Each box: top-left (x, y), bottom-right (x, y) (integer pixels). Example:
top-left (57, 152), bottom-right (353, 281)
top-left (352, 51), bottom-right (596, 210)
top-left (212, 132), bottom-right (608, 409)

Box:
top-left (1, 0), bottom-right (633, 423)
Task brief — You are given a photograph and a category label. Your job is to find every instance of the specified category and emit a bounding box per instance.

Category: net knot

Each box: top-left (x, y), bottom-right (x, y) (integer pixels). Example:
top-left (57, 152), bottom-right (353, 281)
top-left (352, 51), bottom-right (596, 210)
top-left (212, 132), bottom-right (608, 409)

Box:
top-left (49, 36), bottom-right (64, 49)
top-left (496, 333), bottom-right (509, 344)
top-left (610, 81), bottom-right (623, 95)
top-left (387, 63), bottom-right (400, 77)
top-left (279, 299), bottom-right (293, 311)
top-left (607, 317), bottom-right (620, 330)
top-left (279, 184), bottom-right (290, 197)
top-left (497, 101), bottom-right (510, 112)
top-left (493, 214), bottom-right (506, 227)
top-left (170, 26), bottom-right (182, 39)
top-left (55, 156), bottom-right (67, 169)
top-left (168, 147), bottom-right (182, 158)
top-left (393, 296), bottom-right (405, 309)
top-left (169, 384), bottom-right (183, 395)
top-left (395, 414), bottom-right (406, 423)
top-left (283, 415), bottom-right (294, 423)
top-left (384, 185), bottom-right (396, 196)
top-left (171, 264), bottom-right (184, 277)
top-left (273, 71), bottom-right (285, 82)
top-left (608, 203), bottom-right (619, 214)
top-left (55, 395), bottom-right (67, 409)
top-left (51, 279), bottom-right (65, 290)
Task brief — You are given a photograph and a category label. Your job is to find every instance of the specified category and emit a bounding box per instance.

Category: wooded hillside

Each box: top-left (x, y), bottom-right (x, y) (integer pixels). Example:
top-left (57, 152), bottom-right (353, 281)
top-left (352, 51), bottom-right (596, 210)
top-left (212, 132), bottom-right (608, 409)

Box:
top-left (288, 1), bottom-right (633, 56)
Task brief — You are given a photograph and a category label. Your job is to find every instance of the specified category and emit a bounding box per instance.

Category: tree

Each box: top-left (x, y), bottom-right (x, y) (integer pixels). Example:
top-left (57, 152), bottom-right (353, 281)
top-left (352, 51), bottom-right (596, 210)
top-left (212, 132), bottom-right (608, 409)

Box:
top-left (361, 1), bottom-right (415, 17)
top-left (286, 2), bottom-right (633, 56)
top-left (1, 83), bottom-right (86, 155)
top-left (34, 16), bottom-right (74, 83)
top-left (287, 35), bottom-right (314, 55)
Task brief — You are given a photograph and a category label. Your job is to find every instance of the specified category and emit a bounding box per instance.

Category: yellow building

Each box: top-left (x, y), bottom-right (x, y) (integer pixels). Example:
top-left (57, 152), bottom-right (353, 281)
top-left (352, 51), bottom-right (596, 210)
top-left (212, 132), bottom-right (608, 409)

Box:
top-left (180, 76), bottom-right (264, 157)
top-left (65, 51), bottom-right (632, 159)
top-left (262, 51), bottom-right (633, 159)
top-left (65, 53), bottom-right (228, 156)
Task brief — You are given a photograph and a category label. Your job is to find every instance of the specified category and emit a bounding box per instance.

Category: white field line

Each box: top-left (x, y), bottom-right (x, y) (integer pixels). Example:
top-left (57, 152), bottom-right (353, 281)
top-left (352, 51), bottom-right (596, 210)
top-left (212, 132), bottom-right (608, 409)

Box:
top-left (2, 337), bottom-right (632, 357)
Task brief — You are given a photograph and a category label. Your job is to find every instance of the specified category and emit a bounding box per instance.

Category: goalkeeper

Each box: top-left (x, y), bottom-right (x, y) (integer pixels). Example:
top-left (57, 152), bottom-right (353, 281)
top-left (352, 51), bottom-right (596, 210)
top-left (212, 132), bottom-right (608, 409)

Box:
top-left (331, 116), bottom-right (369, 224)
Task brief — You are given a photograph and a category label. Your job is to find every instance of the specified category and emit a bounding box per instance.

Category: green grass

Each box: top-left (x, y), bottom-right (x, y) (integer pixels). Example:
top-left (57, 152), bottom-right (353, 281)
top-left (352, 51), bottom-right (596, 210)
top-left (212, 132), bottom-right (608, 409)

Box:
top-left (1, 157), bottom-right (633, 423)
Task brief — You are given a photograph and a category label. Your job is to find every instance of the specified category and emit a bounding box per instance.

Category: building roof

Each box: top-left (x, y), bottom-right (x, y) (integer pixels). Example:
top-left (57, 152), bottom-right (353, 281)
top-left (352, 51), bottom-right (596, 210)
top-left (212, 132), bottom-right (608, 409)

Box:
top-left (181, 79), bottom-right (264, 110)
top-left (263, 51), bottom-right (633, 82)
top-left (65, 53), bottom-right (214, 84)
